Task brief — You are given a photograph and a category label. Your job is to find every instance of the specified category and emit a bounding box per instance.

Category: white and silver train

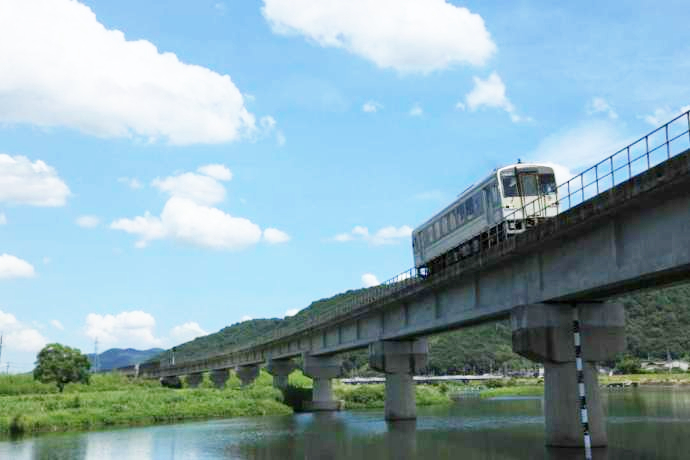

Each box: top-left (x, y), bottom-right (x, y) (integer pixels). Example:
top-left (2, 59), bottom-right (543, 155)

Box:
top-left (412, 163), bottom-right (559, 272)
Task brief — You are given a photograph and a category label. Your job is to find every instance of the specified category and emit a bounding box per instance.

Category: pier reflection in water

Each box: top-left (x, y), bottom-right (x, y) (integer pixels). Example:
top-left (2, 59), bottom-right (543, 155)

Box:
top-left (0, 389), bottom-right (688, 460)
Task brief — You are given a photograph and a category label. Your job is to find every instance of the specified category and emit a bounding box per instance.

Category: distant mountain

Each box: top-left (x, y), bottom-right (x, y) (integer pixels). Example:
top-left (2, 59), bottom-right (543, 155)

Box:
top-left (88, 348), bottom-right (164, 371)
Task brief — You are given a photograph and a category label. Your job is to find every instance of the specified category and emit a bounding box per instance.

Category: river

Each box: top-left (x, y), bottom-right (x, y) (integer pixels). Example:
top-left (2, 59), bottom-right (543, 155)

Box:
top-left (0, 388), bottom-right (687, 459)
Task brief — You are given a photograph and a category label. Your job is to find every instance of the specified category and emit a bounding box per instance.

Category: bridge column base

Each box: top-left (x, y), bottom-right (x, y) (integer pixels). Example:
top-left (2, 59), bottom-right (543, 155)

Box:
top-left (210, 369), bottom-right (230, 389)
top-left (266, 359), bottom-right (297, 391)
top-left (236, 365), bottom-right (260, 387)
top-left (303, 354), bottom-right (343, 411)
top-left (511, 302), bottom-right (626, 447)
top-left (186, 372), bottom-right (204, 388)
top-left (369, 339), bottom-right (428, 421)
top-left (160, 376), bottom-right (182, 389)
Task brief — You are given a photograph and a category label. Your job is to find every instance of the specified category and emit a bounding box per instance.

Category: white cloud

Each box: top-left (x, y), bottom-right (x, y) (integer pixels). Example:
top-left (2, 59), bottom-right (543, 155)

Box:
top-left (276, 131), bottom-right (286, 147)
top-left (0, 154), bottom-right (70, 207)
top-left (528, 120), bottom-right (628, 171)
top-left (50, 319), bottom-right (64, 330)
top-left (586, 97), bottom-right (618, 119)
top-left (284, 308), bottom-right (299, 317)
top-left (85, 310), bottom-right (162, 348)
top-left (0, 0), bottom-right (254, 145)
top-left (333, 225), bottom-right (412, 245)
top-left (361, 273), bottom-right (380, 288)
top-left (639, 105), bottom-right (690, 127)
top-left (76, 215), bottom-right (100, 228)
top-left (260, 115), bottom-right (277, 131)
top-left (409, 104), bottom-right (423, 117)
top-left (362, 101), bottom-right (382, 113)
top-left (170, 322), bottom-right (207, 343)
top-left (0, 213), bottom-right (5, 225)
top-left (0, 309), bottom-right (48, 353)
top-left (262, 0), bottom-right (496, 74)
top-left (463, 72), bottom-right (527, 122)
top-left (152, 172), bottom-right (226, 206)
top-left (197, 164), bottom-right (232, 181)
top-left (117, 177), bottom-right (143, 189)
top-left (112, 197), bottom-right (263, 251)
top-left (263, 228), bottom-right (290, 244)
top-left (240, 315), bottom-right (253, 322)
top-left (0, 254), bottom-right (35, 279)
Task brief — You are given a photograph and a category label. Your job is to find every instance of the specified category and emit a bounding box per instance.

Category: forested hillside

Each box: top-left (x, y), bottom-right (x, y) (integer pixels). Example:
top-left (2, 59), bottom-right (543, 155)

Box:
top-left (150, 283), bottom-right (690, 374)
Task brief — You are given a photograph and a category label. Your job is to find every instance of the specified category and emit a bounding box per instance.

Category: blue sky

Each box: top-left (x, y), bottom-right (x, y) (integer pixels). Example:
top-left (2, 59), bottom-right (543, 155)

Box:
top-left (0, 0), bottom-right (689, 372)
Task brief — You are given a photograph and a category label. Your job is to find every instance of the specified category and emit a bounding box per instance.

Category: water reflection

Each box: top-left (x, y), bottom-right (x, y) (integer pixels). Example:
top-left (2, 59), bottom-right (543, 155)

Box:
top-left (0, 389), bottom-right (688, 460)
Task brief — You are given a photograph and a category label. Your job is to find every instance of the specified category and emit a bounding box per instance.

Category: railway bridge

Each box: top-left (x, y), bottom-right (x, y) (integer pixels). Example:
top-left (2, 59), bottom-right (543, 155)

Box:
top-left (132, 113), bottom-right (690, 450)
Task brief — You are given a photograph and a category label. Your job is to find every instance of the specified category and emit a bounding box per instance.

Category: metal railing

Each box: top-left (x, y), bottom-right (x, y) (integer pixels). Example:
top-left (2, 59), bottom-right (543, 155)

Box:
top-left (161, 109), bottom-right (690, 371)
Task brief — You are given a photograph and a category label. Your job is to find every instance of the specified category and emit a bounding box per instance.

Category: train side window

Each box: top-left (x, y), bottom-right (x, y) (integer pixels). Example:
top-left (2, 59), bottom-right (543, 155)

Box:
top-left (449, 211), bottom-right (456, 230)
top-left (491, 183), bottom-right (501, 206)
top-left (441, 215), bottom-right (448, 235)
top-left (425, 227), bottom-right (432, 244)
top-left (465, 198), bottom-right (474, 219)
top-left (474, 193), bottom-right (483, 214)
top-left (457, 204), bottom-right (466, 224)
top-left (434, 221), bottom-right (440, 240)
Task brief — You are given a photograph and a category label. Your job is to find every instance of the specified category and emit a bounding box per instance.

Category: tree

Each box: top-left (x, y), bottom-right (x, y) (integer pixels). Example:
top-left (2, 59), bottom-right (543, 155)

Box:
top-left (33, 343), bottom-right (91, 392)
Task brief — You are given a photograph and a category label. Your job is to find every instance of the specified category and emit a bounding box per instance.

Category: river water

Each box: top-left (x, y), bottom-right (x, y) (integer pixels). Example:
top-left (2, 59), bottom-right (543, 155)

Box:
top-left (0, 388), bottom-right (687, 460)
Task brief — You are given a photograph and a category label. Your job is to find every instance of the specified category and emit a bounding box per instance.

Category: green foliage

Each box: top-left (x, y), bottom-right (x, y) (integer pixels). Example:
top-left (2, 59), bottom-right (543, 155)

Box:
top-left (615, 355), bottom-right (642, 374)
top-left (333, 383), bottom-right (450, 409)
top-left (33, 344), bottom-right (91, 392)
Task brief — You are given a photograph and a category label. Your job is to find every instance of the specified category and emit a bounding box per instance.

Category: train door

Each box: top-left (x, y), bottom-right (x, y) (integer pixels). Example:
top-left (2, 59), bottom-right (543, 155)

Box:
top-left (483, 182), bottom-right (501, 226)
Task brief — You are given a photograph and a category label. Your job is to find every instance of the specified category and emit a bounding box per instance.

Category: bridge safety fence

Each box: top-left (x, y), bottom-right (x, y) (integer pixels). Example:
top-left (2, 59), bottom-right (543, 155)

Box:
top-left (161, 109), bottom-right (690, 371)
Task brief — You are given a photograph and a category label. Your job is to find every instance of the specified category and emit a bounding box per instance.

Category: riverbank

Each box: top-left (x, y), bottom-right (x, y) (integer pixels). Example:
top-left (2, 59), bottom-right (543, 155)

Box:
top-left (0, 372), bottom-right (290, 436)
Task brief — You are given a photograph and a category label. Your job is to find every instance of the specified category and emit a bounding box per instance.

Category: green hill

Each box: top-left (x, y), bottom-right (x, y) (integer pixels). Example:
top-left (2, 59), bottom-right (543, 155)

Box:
top-left (88, 348), bottom-right (163, 371)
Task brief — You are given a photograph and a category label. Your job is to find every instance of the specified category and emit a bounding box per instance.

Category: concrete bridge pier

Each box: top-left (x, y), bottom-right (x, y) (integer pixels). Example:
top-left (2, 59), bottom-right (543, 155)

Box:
top-left (186, 372), bottom-right (204, 388)
top-left (511, 302), bottom-right (626, 448)
top-left (210, 369), bottom-right (230, 389)
top-left (160, 375), bottom-right (182, 389)
top-left (236, 364), bottom-right (260, 387)
top-left (369, 339), bottom-right (428, 421)
top-left (302, 354), bottom-right (343, 411)
top-left (266, 358), bottom-right (297, 391)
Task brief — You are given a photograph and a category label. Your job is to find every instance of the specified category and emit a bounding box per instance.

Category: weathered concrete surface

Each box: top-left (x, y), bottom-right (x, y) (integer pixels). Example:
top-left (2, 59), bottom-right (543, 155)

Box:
top-left (265, 358), bottom-right (297, 390)
top-left (210, 369), bottom-right (229, 389)
top-left (302, 354), bottom-right (343, 411)
top-left (370, 339), bottom-right (428, 420)
top-left (236, 365), bottom-right (260, 387)
top-left (511, 303), bottom-right (626, 447)
top-left (186, 372), bottom-right (204, 388)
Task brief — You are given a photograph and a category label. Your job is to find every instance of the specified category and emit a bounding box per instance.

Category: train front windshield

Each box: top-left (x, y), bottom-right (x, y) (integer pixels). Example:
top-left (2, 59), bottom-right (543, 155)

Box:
top-left (501, 168), bottom-right (556, 198)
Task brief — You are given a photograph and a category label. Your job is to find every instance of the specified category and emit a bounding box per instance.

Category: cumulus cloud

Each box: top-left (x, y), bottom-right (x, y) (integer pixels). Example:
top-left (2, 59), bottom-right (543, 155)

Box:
top-left (112, 197), bottom-right (263, 250)
top-left (197, 164), bottom-right (232, 181)
top-left (362, 101), bottom-right (382, 113)
top-left (361, 273), bottom-right (380, 288)
top-left (0, 254), bottom-right (35, 279)
top-left (263, 228), bottom-right (290, 244)
top-left (409, 104), bottom-right (423, 117)
top-left (152, 172), bottom-right (227, 206)
top-left (0, 154), bottom-right (70, 207)
top-left (50, 319), bottom-right (64, 330)
top-left (113, 166), bottom-right (285, 251)
top-left (262, 0), bottom-right (496, 74)
top-left (0, 309), bottom-right (48, 353)
top-left (85, 310), bottom-right (162, 348)
top-left (76, 215), bottom-right (100, 228)
top-left (528, 120), bottom-right (628, 172)
top-left (0, 0), bottom-right (254, 144)
top-left (284, 309), bottom-right (299, 317)
top-left (639, 105), bottom-right (690, 127)
top-left (170, 322), bottom-right (207, 343)
top-left (240, 315), bottom-right (253, 322)
top-left (333, 225), bottom-right (412, 245)
top-left (586, 97), bottom-right (618, 119)
top-left (462, 72), bottom-right (527, 122)
top-left (117, 177), bottom-right (142, 189)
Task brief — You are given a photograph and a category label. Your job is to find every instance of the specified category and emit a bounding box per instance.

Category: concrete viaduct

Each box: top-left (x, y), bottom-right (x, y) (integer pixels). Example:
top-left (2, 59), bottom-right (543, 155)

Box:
top-left (138, 145), bottom-right (690, 449)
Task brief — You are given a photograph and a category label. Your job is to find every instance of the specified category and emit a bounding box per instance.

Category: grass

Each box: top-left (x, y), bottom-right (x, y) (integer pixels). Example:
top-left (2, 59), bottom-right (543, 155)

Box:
top-left (0, 371), bottom-right (291, 437)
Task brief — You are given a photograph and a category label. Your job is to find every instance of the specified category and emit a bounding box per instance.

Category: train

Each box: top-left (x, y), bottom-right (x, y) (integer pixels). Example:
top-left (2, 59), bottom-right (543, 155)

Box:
top-left (412, 162), bottom-right (559, 273)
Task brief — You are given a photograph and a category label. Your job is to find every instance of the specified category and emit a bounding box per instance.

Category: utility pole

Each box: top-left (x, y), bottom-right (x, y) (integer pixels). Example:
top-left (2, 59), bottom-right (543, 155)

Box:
top-left (93, 338), bottom-right (100, 373)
